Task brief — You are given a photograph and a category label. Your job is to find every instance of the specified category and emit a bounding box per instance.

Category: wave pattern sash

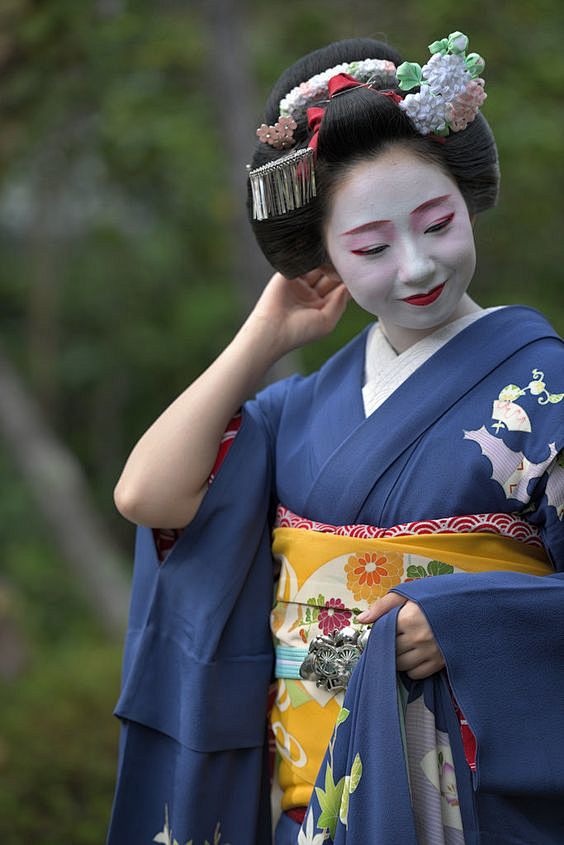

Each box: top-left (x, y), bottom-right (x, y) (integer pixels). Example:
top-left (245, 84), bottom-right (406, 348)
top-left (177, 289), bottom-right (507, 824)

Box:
top-left (269, 509), bottom-right (552, 819)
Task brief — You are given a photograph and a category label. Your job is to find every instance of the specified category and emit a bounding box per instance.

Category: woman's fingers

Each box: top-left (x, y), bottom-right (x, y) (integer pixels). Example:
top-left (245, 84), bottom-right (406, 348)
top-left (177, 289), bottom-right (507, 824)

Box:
top-left (356, 594), bottom-right (445, 680)
top-left (297, 267), bottom-right (326, 287)
top-left (313, 275), bottom-right (342, 297)
top-left (298, 264), bottom-right (344, 294)
top-left (401, 658), bottom-right (444, 681)
top-left (396, 648), bottom-right (421, 673)
top-left (356, 591), bottom-right (406, 623)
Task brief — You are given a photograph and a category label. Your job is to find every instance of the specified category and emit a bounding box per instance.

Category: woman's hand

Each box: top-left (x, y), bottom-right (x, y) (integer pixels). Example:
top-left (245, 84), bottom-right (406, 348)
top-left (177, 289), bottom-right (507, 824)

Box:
top-left (357, 592), bottom-right (445, 680)
top-left (248, 265), bottom-right (350, 357)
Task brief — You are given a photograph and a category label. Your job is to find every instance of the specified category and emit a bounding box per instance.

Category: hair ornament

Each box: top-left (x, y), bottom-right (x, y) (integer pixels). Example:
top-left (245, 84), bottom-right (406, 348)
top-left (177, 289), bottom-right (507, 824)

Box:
top-left (397, 31), bottom-right (486, 135)
top-left (248, 147), bottom-right (316, 221)
top-left (248, 32), bottom-right (488, 220)
top-left (277, 58), bottom-right (398, 121)
top-left (305, 73), bottom-right (403, 159)
top-left (256, 115), bottom-right (297, 150)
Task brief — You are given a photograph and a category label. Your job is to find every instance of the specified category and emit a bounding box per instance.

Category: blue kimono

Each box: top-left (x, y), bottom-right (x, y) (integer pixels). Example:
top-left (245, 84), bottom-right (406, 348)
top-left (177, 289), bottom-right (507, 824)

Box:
top-left (107, 306), bottom-right (564, 844)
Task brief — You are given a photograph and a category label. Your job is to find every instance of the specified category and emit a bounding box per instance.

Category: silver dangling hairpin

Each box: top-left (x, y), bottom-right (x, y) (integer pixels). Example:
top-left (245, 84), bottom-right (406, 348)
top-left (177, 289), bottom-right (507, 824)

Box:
top-left (247, 147), bottom-right (316, 221)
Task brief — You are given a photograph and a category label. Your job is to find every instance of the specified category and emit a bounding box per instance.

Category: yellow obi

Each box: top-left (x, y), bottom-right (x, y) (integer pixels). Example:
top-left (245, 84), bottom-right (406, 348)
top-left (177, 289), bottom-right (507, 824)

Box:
top-left (269, 524), bottom-right (552, 813)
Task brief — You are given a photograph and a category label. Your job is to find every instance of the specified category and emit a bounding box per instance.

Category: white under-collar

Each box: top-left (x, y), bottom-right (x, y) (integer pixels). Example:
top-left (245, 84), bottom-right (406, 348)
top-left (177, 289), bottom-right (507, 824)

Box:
top-left (362, 307), bottom-right (505, 418)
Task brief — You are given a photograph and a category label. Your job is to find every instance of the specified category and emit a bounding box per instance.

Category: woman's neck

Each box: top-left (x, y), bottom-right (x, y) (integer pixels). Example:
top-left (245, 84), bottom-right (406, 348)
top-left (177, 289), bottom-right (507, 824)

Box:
top-left (379, 294), bottom-right (483, 354)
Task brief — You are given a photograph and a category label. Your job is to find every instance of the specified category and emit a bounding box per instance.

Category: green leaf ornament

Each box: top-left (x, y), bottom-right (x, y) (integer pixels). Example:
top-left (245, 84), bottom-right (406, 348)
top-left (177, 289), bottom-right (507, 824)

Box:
top-left (350, 752), bottom-right (363, 792)
top-left (428, 38), bottom-right (449, 55)
top-left (339, 777), bottom-right (351, 827)
top-left (396, 61), bottom-right (423, 91)
top-left (498, 384), bottom-right (525, 401)
top-left (428, 560), bottom-right (454, 576)
top-left (316, 766), bottom-right (346, 839)
top-left (465, 52), bottom-right (486, 78)
top-left (447, 31), bottom-right (469, 54)
top-left (407, 564), bottom-right (428, 579)
top-left (335, 706), bottom-right (350, 728)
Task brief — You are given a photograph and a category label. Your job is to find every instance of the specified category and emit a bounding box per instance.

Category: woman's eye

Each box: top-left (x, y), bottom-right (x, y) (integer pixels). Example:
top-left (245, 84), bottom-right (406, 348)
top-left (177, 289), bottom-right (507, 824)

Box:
top-left (425, 213), bottom-right (454, 234)
top-left (351, 244), bottom-right (389, 256)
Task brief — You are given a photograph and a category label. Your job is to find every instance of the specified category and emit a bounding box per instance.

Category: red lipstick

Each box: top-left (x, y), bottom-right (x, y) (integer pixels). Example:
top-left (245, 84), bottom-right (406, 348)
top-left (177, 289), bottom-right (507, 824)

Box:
top-left (402, 282), bottom-right (445, 306)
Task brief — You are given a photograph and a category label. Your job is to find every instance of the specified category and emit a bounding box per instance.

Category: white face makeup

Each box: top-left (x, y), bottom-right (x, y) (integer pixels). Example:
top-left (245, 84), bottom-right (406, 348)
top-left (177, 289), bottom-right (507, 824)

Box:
top-left (324, 148), bottom-right (478, 348)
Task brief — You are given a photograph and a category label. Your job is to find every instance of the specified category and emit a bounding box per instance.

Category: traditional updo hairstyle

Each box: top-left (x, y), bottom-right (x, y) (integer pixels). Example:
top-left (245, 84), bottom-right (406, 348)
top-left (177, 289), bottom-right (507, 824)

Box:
top-left (247, 37), bottom-right (499, 279)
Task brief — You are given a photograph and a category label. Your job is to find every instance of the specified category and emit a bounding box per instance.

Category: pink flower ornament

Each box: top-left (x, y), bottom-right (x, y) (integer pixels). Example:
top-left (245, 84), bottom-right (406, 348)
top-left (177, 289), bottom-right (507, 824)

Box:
top-left (445, 78), bottom-right (487, 131)
top-left (441, 760), bottom-right (460, 806)
top-left (256, 123), bottom-right (281, 145)
top-left (397, 31), bottom-right (487, 136)
top-left (256, 116), bottom-right (297, 149)
top-left (275, 115), bottom-right (297, 146)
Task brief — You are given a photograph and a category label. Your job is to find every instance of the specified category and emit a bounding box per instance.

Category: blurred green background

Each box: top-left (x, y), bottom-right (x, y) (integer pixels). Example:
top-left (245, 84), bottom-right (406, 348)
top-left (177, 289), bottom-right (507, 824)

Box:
top-left (0, 1), bottom-right (562, 841)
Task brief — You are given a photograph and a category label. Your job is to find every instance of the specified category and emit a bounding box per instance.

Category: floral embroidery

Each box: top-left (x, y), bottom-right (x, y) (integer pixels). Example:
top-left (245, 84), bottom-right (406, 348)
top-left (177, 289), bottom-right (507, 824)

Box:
top-left (464, 427), bottom-right (558, 504)
top-left (298, 808), bottom-right (326, 845)
top-left (439, 754), bottom-right (460, 807)
top-left (345, 551), bottom-right (403, 603)
top-left (290, 593), bottom-right (354, 641)
top-left (318, 597), bottom-right (352, 635)
top-left (418, 738), bottom-right (463, 830)
top-left (303, 706), bottom-right (363, 839)
top-left (153, 805), bottom-right (229, 845)
top-left (464, 367), bottom-right (562, 507)
top-left (492, 369), bottom-right (563, 433)
top-left (405, 559), bottom-right (454, 580)
top-left (499, 369), bottom-right (563, 406)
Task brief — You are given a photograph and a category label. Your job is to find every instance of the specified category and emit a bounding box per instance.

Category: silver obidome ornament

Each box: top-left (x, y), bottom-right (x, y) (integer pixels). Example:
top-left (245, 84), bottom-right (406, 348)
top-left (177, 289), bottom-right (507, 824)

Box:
top-left (299, 625), bottom-right (371, 693)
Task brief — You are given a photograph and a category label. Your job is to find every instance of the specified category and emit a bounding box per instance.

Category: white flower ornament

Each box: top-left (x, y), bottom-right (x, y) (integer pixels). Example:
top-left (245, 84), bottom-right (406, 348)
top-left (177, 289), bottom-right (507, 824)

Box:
top-left (397, 31), bottom-right (487, 135)
top-left (249, 31), bottom-right (488, 221)
top-left (298, 808), bottom-right (327, 845)
top-left (278, 58), bottom-right (397, 120)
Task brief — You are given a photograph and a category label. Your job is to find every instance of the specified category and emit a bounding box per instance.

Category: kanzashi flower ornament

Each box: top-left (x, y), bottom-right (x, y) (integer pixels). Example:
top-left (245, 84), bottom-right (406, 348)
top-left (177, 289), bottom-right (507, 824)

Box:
top-left (256, 115), bottom-right (297, 149)
top-left (255, 58), bottom-right (398, 150)
top-left (396, 31), bottom-right (487, 135)
top-left (248, 31), bottom-right (488, 220)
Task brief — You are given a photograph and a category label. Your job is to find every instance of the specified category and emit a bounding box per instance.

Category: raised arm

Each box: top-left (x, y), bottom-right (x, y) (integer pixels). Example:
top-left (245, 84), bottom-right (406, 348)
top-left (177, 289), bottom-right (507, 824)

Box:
top-left (113, 267), bottom-right (349, 528)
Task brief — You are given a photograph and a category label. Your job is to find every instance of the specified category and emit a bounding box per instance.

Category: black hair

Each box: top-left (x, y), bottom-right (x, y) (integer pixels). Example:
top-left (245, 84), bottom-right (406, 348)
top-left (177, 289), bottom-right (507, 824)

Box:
top-left (246, 37), bottom-right (499, 279)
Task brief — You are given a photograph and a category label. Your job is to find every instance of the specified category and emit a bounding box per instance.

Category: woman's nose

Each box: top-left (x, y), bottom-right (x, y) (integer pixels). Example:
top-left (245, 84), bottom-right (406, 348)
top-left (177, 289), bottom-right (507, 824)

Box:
top-left (397, 240), bottom-right (436, 286)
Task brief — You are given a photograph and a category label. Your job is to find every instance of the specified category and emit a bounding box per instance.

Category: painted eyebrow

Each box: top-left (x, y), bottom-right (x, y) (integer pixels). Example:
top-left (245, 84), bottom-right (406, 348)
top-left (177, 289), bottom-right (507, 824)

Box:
top-left (340, 194), bottom-right (452, 237)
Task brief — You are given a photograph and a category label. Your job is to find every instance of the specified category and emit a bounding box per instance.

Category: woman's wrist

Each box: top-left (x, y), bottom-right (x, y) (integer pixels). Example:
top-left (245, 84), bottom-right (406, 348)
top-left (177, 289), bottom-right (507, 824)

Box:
top-left (237, 310), bottom-right (292, 369)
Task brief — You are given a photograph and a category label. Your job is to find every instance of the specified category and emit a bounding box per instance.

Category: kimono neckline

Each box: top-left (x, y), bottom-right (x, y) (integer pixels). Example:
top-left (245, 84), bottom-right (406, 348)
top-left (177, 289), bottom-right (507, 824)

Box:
top-left (304, 304), bottom-right (559, 523)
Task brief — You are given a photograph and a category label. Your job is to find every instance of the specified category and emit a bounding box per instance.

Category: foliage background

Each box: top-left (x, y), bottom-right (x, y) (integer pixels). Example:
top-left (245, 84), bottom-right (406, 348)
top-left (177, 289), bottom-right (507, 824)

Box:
top-left (0, 1), bottom-right (562, 841)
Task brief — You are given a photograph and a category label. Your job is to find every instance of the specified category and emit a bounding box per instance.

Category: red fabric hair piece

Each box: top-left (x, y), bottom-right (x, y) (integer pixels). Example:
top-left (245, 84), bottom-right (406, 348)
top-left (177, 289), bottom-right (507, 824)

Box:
top-left (306, 73), bottom-right (403, 156)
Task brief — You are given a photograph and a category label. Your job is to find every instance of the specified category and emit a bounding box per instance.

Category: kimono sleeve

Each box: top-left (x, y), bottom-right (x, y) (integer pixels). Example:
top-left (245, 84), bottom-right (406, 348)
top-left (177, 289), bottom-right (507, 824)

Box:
top-left (107, 375), bottom-right (302, 845)
top-left (114, 372), bottom-right (301, 750)
top-left (391, 569), bottom-right (564, 796)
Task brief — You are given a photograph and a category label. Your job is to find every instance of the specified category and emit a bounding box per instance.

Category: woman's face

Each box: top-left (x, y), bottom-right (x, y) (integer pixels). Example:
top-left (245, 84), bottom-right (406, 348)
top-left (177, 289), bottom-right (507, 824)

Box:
top-left (324, 148), bottom-right (477, 337)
